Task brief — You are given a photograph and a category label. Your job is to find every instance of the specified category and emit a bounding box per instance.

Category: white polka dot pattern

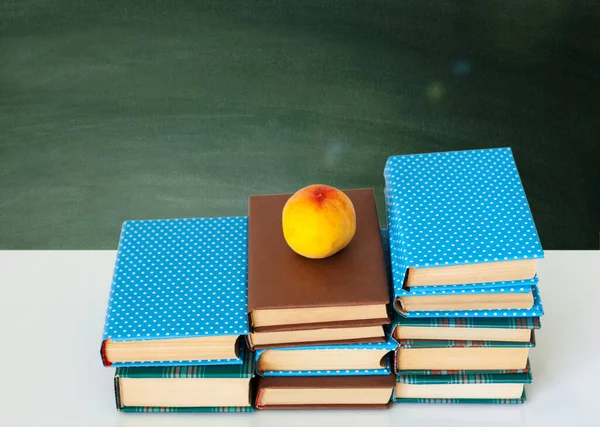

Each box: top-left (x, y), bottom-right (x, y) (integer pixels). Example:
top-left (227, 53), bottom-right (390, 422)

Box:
top-left (399, 283), bottom-right (545, 318)
top-left (384, 148), bottom-right (544, 297)
top-left (256, 339), bottom-right (396, 376)
top-left (103, 217), bottom-right (249, 345)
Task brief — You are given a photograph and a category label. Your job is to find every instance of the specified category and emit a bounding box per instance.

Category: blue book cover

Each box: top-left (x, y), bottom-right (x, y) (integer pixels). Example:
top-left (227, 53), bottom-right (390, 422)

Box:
top-left (396, 284), bottom-right (544, 319)
top-left (396, 359), bottom-right (532, 376)
top-left (255, 338), bottom-right (398, 377)
top-left (384, 148), bottom-right (543, 289)
top-left (101, 217), bottom-right (250, 367)
top-left (383, 148), bottom-right (544, 317)
top-left (383, 225), bottom-right (538, 295)
top-left (382, 224), bottom-right (544, 318)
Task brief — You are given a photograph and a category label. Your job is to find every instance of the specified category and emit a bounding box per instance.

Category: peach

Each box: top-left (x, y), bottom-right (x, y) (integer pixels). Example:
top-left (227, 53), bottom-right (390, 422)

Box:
top-left (282, 184), bottom-right (356, 259)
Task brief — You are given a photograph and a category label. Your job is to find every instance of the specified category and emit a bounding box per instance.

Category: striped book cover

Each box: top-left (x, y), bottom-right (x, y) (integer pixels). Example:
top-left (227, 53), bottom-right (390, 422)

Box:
top-left (114, 349), bottom-right (255, 412)
top-left (393, 335), bottom-right (534, 375)
top-left (395, 390), bottom-right (527, 404)
top-left (393, 315), bottom-right (541, 330)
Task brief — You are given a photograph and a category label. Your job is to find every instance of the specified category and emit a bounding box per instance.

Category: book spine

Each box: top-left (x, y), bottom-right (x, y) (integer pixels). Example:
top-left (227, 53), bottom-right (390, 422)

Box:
top-left (113, 374), bottom-right (122, 411)
top-left (101, 339), bottom-right (112, 367)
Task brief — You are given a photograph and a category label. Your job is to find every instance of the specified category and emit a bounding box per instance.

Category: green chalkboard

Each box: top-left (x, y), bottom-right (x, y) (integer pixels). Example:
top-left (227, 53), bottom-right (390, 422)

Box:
top-left (1, 1), bottom-right (598, 249)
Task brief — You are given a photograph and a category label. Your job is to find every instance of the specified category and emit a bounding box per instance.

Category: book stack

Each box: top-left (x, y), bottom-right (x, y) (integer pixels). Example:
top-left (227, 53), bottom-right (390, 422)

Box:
top-left (99, 147), bottom-right (547, 411)
top-left (383, 148), bottom-right (545, 404)
top-left (101, 217), bottom-right (256, 412)
top-left (248, 189), bottom-right (397, 409)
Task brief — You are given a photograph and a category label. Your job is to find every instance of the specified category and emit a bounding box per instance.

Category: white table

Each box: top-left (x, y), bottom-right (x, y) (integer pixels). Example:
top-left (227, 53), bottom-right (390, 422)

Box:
top-left (1, 251), bottom-right (598, 426)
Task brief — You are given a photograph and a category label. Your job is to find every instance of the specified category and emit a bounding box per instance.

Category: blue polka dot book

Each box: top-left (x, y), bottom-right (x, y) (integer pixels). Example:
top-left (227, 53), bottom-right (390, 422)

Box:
top-left (100, 217), bottom-right (251, 368)
top-left (383, 148), bottom-right (545, 317)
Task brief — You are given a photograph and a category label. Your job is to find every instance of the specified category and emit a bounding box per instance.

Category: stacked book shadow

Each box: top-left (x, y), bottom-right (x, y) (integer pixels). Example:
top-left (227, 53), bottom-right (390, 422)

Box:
top-left (384, 148), bottom-right (545, 404)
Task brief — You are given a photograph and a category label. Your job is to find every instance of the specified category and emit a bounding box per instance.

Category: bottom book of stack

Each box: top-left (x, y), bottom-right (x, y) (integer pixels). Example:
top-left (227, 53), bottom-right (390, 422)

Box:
top-left (113, 351), bottom-right (255, 412)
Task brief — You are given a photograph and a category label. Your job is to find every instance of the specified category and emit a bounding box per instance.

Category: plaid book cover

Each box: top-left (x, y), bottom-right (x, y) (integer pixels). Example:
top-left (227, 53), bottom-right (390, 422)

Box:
top-left (397, 360), bottom-right (531, 376)
top-left (394, 390), bottom-right (527, 404)
top-left (115, 348), bottom-right (255, 379)
top-left (393, 315), bottom-right (541, 329)
top-left (397, 331), bottom-right (536, 349)
top-left (396, 371), bottom-right (532, 385)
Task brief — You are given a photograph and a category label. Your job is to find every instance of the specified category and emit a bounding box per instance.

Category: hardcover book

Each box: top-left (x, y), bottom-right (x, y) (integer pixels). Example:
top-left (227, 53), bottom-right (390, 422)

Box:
top-left (256, 375), bottom-right (396, 409)
top-left (384, 148), bottom-right (544, 294)
top-left (255, 338), bottom-right (398, 376)
top-left (392, 313), bottom-right (540, 342)
top-left (114, 348), bottom-right (255, 411)
top-left (394, 333), bottom-right (535, 372)
top-left (248, 189), bottom-right (390, 345)
top-left (381, 222), bottom-right (544, 317)
top-left (394, 280), bottom-right (536, 313)
top-left (101, 217), bottom-right (249, 367)
top-left (394, 284), bottom-right (544, 318)
top-left (394, 371), bottom-right (532, 402)
top-left (396, 359), bottom-right (531, 376)
top-left (394, 392), bottom-right (527, 404)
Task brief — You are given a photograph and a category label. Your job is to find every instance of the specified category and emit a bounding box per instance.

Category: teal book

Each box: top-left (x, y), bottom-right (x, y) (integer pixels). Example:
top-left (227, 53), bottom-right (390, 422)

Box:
top-left (392, 313), bottom-right (540, 343)
top-left (395, 391), bottom-right (527, 404)
top-left (114, 349), bottom-right (255, 412)
top-left (397, 359), bottom-right (531, 376)
top-left (394, 371), bottom-right (532, 404)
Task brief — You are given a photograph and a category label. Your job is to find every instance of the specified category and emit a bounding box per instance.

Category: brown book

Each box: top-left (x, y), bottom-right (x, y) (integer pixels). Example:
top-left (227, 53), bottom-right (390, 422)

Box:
top-left (248, 189), bottom-right (391, 336)
top-left (249, 325), bottom-right (386, 350)
top-left (256, 375), bottom-right (395, 409)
